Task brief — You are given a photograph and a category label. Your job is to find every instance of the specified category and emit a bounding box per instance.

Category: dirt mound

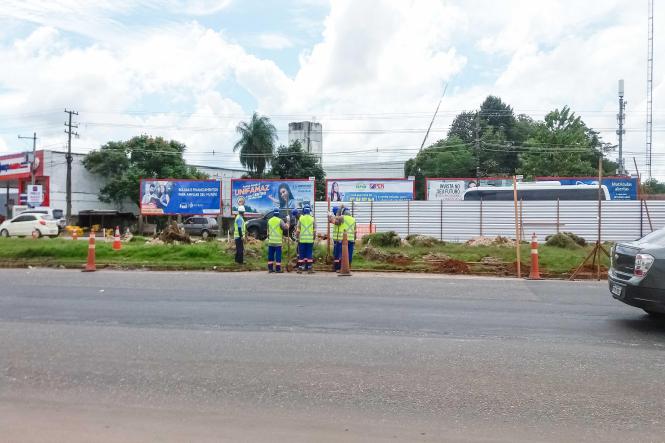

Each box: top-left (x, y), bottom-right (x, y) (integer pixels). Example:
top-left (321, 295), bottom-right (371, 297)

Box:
top-left (465, 236), bottom-right (515, 247)
top-left (430, 258), bottom-right (469, 274)
top-left (405, 235), bottom-right (442, 248)
top-left (423, 252), bottom-right (451, 261)
top-left (159, 222), bottom-right (191, 244)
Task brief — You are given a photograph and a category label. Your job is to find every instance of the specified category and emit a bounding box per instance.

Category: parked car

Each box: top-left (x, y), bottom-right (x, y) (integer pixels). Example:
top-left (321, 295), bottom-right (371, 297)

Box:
top-left (0, 213), bottom-right (60, 238)
top-left (180, 216), bottom-right (218, 239)
top-left (609, 228), bottom-right (665, 317)
top-left (18, 207), bottom-right (66, 232)
top-left (245, 209), bottom-right (296, 241)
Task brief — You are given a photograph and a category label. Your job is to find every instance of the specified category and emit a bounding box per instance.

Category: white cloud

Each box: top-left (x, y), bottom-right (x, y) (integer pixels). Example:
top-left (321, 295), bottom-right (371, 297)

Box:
top-left (255, 33), bottom-right (295, 50)
top-left (0, 0), bottom-right (664, 178)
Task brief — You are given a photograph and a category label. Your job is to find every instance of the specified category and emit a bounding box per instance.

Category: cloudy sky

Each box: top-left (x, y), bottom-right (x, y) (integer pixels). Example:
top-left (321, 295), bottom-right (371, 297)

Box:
top-left (0, 0), bottom-right (663, 177)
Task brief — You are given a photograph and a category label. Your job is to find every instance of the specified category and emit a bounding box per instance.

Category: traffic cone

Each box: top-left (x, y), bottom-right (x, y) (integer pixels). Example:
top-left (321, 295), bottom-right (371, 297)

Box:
top-left (72, 230), bottom-right (78, 241)
top-left (528, 233), bottom-right (541, 280)
top-left (112, 226), bottom-right (122, 251)
top-left (83, 231), bottom-right (96, 272)
top-left (338, 231), bottom-right (352, 277)
top-left (32, 230), bottom-right (39, 239)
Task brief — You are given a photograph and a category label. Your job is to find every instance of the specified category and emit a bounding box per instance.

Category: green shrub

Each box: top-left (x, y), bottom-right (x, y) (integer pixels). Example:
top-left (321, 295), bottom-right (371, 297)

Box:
top-left (562, 232), bottom-right (586, 247)
top-left (405, 234), bottom-right (443, 247)
top-left (362, 231), bottom-right (401, 248)
top-left (545, 233), bottom-right (580, 249)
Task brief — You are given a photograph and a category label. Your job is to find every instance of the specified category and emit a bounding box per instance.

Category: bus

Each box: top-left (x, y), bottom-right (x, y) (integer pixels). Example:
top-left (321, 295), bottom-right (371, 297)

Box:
top-left (463, 184), bottom-right (611, 201)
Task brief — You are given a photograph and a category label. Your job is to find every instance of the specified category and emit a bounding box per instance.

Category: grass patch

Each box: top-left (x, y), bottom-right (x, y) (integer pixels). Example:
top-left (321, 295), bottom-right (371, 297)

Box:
top-left (0, 237), bottom-right (610, 277)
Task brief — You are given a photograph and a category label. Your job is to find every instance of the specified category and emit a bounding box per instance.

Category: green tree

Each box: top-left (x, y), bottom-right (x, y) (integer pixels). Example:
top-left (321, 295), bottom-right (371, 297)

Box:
top-left (404, 136), bottom-right (475, 199)
top-left (269, 141), bottom-right (326, 200)
top-left (518, 107), bottom-right (617, 178)
top-left (82, 135), bottom-right (206, 207)
top-left (642, 178), bottom-right (665, 194)
top-left (233, 112), bottom-right (278, 177)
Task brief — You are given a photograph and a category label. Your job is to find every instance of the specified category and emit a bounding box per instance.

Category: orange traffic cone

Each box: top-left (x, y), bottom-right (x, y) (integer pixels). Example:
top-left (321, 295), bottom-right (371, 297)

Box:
top-left (72, 230), bottom-right (78, 241)
top-left (528, 233), bottom-right (541, 280)
top-left (112, 226), bottom-right (122, 251)
top-left (338, 231), bottom-right (352, 277)
top-left (83, 231), bottom-right (96, 272)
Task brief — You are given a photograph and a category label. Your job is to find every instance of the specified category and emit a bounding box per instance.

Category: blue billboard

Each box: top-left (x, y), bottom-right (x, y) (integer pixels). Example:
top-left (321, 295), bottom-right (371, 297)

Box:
top-left (540, 177), bottom-right (638, 200)
top-left (140, 179), bottom-right (221, 215)
top-left (231, 179), bottom-right (315, 215)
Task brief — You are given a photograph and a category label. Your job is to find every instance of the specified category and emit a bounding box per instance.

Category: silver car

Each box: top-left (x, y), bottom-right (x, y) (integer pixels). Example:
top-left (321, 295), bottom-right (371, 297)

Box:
top-left (181, 217), bottom-right (218, 239)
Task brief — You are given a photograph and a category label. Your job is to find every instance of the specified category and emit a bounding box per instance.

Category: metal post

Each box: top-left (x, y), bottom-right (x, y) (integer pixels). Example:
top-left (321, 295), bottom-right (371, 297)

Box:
top-left (407, 200), bottom-right (410, 236)
top-left (370, 200), bottom-right (374, 234)
top-left (5, 183), bottom-right (9, 218)
top-left (440, 199), bottom-right (443, 242)
top-left (513, 176), bottom-right (521, 278)
top-left (617, 80), bottom-right (626, 175)
top-left (479, 197), bottom-right (483, 237)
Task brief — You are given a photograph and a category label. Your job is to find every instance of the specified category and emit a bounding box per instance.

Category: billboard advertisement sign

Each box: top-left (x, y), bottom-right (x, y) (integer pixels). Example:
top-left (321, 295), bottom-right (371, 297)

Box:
top-left (26, 184), bottom-right (43, 205)
top-left (140, 179), bottom-right (221, 215)
top-left (537, 177), bottom-right (638, 200)
top-left (327, 179), bottom-right (414, 202)
top-left (425, 177), bottom-right (513, 200)
top-left (231, 179), bottom-right (315, 215)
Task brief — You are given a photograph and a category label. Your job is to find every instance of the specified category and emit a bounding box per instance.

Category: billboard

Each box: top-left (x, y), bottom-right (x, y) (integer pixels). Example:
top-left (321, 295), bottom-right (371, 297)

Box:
top-left (537, 177), bottom-right (638, 200)
top-left (426, 177), bottom-right (512, 200)
top-left (327, 179), bottom-right (414, 202)
top-left (231, 179), bottom-right (315, 215)
top-left (140, 179), bottom-right (221, 215)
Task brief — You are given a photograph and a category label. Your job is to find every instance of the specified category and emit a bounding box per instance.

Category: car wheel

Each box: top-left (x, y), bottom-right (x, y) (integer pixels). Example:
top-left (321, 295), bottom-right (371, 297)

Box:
top-left (35, 229), bottom-right (43, 238)
top-left (0, 229), bottom-right (9, 238)
top-left (201, 230), bottom-right (209, 240)
top-left (248, 227), bottom-right (260, 239)
top-left (643, 309), bottom-right (665, 319)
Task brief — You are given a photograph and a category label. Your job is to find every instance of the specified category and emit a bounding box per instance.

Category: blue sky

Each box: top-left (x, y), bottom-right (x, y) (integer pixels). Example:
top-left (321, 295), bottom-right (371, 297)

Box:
top-left (0, 0), bottom-right (663, 177)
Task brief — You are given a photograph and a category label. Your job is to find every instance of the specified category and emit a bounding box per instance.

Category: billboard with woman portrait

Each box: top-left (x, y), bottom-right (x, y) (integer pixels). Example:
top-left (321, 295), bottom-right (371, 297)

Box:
top-left (139, 179), bottom-right (221, 215)
top-left (231, 179), bottom-right (315, 215)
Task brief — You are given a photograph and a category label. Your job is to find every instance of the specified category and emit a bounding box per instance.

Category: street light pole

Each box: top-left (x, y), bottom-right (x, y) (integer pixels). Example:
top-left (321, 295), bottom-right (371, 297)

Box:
top-left (18, 132), bottom-right (37, 185)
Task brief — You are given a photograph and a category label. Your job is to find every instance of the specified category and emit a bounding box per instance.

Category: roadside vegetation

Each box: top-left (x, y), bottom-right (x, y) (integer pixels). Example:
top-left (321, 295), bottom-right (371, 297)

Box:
top-left (0, 233), bottom-right (609, 278)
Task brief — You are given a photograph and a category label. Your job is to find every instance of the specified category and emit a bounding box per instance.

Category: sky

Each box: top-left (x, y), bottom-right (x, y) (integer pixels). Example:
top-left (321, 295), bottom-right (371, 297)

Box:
top-left (0, 0), bottom-right (663, 178)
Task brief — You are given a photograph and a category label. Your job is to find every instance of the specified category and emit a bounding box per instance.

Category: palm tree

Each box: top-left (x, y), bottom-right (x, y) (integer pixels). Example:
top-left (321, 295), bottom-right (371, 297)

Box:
top-left (233, 112), bottom-right (278, 176)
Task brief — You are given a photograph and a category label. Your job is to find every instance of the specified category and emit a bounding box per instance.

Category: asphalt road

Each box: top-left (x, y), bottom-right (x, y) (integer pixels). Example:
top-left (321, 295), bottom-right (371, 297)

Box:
top-left (1, 269), bottom-right (665, 442)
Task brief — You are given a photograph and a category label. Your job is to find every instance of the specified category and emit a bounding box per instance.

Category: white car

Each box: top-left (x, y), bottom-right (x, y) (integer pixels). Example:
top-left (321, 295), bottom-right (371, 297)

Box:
top-left (0, 213), bottom-right (60, 238)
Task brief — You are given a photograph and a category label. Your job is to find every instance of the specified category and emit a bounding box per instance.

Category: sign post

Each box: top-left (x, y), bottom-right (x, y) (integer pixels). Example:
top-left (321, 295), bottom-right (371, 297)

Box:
top-left (26, 184), bottom-right (43, 207)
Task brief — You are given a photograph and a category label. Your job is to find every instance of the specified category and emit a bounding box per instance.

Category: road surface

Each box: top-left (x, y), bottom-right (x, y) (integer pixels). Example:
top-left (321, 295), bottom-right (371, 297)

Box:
top-left (1, 269), bottom-right (664, 442)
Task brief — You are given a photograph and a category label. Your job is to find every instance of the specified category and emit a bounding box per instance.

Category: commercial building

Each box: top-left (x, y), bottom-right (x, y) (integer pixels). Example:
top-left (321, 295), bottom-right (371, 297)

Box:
top-left (0, 149), bottom-right (245, 223)
top-left (288, 121), bottom-right (322, 162)
top-left (324, 161), bottom-right (405, 179)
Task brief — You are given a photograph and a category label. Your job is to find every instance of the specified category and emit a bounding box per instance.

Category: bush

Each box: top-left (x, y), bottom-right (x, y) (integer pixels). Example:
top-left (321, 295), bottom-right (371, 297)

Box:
top-left (362, 231), bottom-right (401, 248)
top-left (545, 233), bottom-right (581, 250)
top-left (562, 232), bottom-right (586, 247)
top-left (405, 234), bottom-right (443, 248)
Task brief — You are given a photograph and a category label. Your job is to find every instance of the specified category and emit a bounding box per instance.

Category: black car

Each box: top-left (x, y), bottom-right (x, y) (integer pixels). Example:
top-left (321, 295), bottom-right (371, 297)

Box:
top-left (609, 228), bottom-right (665, 317)
top-left (181, 216), bottom-right (218, 239)
top-left (245, 210), bottom-right (297, 241)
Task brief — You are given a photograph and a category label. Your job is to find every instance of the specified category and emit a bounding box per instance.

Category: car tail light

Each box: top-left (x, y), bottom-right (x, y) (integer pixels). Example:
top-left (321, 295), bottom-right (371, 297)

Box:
top-left (634, 254), bottom-right (655, 277)
top-left (39, 220), bottom-right (46, 226)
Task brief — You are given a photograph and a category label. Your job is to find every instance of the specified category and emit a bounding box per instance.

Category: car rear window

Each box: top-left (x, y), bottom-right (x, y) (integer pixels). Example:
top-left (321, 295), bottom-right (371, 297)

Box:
top-left (636, 229), bottom-right (665, 247)
top-left (53, 210), bottom-right (64, 219)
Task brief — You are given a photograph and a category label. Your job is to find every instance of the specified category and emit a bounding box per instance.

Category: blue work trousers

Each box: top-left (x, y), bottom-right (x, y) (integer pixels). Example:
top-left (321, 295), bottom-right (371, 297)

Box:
top-left (268, 245), bottom-right (282, 272)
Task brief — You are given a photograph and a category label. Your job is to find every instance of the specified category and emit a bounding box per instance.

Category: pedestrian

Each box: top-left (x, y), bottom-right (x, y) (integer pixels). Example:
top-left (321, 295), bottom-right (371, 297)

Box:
top-left (234, 206), bottom-right (246, 265)
top-left (341, 207), bottom-right (357, 268)
top-left (267, 208), bottom-right (288, 273)
top-left (296, 204), bottom-right (315, 274)
top-left (328, 206), bottom-right (342, 272)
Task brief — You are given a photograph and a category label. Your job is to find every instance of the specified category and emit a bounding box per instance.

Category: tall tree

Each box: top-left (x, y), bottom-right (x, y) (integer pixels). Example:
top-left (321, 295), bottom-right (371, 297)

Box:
top-left (518, 107), bottom-right (617, 178)
top-left (234, 112), bottom-right (278, 177)
top-left (269, 141), bottom-right (327, 200)
top-left (82, 135), bottom-right (206, 207)
top-left (404, 136), bottom-right (475, 199)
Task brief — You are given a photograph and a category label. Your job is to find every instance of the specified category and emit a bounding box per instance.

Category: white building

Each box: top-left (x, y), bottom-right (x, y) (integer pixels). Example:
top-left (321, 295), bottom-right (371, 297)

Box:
top-left (288, 121), bottom-right (322, 162)
top-left (324, 161), bottom-right (405, 179)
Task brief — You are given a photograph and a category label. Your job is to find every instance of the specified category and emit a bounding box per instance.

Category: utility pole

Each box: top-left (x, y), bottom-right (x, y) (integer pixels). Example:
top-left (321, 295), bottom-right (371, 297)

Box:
top-left (65, 109), bottom-right (79, 224)
top-left (475, 111), bottom-right (481, 185)
top-left (617, 80), bottom-right (626, 175)
top-left (646, 0), bottom-right (654, 179)
top-left (18, 132), bottom-right (37, 185)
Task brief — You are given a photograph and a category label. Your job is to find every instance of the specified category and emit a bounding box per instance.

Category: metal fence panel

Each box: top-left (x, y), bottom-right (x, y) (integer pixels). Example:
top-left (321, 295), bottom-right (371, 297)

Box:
top-left (312, 200), bottom-right (665, 243)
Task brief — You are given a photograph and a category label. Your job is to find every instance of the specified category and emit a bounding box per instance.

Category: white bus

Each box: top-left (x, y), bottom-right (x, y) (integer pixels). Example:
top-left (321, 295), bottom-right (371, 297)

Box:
top-left (463, 183), bottom-right (611, 201)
